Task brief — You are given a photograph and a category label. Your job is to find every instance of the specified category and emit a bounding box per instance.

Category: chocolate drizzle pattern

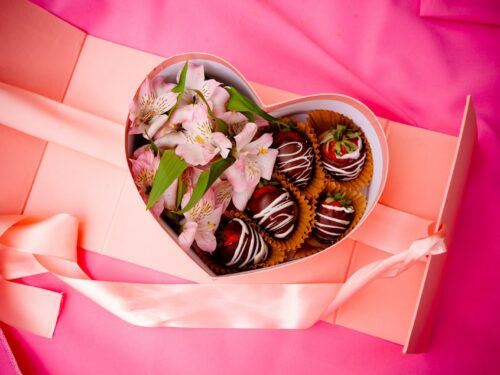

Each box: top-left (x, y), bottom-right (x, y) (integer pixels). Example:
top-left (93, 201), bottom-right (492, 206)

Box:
top-left (250, 189), bottom-right (297, 239)
top-left (223, 218), bottom-right (269, 269)
top-left (322, 137), bottom-right (366, 181)
top-left (275, 140), bottom-right (314, 188)
top-left (314, 204), bottom-right (354, 243)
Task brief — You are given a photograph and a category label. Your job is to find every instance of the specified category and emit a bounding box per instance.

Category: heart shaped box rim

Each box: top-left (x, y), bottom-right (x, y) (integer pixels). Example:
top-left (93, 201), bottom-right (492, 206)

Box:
top-left (125, 52), bottom-right (389, 279)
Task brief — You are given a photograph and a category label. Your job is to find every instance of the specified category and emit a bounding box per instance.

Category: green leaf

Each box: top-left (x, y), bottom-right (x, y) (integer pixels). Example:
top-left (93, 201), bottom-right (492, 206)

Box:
top-left (172, 61), bottom-right (188, 94)
top-left (143, 129), bottom-right (160, 155)
top-left (225, 86), bottom-right (286, 126)
top-left (180, 156), bottom-right (235, 213)
top-left (214, 118), bottom-right (229, 134)
top-left (147, 150), bottom-right (188, 209)
top-left (176, 176), bottom-right (185, 209)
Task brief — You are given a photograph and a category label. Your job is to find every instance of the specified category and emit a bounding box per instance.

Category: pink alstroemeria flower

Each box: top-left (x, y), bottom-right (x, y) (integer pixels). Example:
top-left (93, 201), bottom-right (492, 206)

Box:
top-left (130, 146), bottom-right (178, 216)
top-left (178, 63), bottom-right (229, 116)
top-left (178, 180), bottom-right (231, 253)
top-left (224, 122), bottom-right (278, 210)
top-left (128, 76), bottom-right (177, 136)
top-left (157, 105), bottom-right (231, 166)
top-left (219, 111), bottom-right (270, 136)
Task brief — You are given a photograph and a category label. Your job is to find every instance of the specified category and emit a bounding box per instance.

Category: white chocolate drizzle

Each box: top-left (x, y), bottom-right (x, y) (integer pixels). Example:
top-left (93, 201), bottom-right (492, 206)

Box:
top-left (323, 137), bottom-right (366, 181)
top-left (277, 141), bottom-right (313, 187)
top-left (225, 218), bottom-right (269, 268)
top-left (252, 191), bottom-right (296, 239)
top-left (315, 204), bottom-right (354, 240)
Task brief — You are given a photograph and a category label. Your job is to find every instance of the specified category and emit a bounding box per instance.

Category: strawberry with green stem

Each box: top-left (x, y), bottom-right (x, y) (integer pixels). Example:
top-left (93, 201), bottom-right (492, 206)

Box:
top-left (319, 124), bottom-right (366, 181)
top-left (313, 192), bottom-right (355, 244)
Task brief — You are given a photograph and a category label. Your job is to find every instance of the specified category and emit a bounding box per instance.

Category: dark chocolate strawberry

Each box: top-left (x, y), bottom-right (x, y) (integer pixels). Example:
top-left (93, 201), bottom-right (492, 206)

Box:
top-left (319, 125), bottom-right (366, 181)
top-left (312, 193), bottom-right (354, 244)
top-left (272, 130), bottom-right (314, 188)
top-left (215, 219), bottom-right (269, 268)
top-left (247, 184), bottom-right (297, 239)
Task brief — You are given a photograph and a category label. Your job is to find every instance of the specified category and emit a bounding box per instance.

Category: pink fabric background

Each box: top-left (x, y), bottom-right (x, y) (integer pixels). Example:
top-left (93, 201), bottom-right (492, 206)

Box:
top-left (2, 0), bottom-right (499, 373)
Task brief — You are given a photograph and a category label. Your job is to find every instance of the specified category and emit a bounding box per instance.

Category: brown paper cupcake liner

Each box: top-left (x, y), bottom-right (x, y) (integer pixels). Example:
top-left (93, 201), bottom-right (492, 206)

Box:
top-left (224, 177), bottom-right (315, 256)
top-left (193, 211), bottom-right (287, 275)
top-left (272, 117), bottom-right (326, 201)
top-left (307, 110), bottom-right (373, 190)
top-left (265, 174), bottom-right (315, 254)
top-left (292, 181), bottom-right (367, 259)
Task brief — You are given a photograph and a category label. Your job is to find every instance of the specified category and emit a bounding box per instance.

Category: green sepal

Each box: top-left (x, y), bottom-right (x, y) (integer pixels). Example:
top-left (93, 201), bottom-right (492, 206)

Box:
top-left (147, 150), bottom-right (188, 209)
top-left (214, 118), bottom-right (229, 134)
top-left (225, 86), bottom-right (288, 127)
top-left (179, 156), bottom-right (235, 213)
top-left (172, 61), bottom-right (188, 94)
top-left (176, 175), bottom-right (186, 209)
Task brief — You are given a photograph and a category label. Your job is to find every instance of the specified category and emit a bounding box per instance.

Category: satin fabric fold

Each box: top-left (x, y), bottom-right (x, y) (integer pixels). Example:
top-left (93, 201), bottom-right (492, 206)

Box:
top-left (0, 214), bottom-right (445, 337)
top-left (0, 326), bottom-right (22, 375)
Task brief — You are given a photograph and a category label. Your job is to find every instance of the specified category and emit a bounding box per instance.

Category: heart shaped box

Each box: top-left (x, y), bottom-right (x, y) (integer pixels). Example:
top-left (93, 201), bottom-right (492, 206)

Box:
top-left (125, 53), bottom-right (389, 278)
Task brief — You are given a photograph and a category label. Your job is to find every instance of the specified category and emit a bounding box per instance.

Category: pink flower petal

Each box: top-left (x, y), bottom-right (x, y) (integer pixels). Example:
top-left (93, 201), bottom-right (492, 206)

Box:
top-left (176, 143), bottom-right (212, 166)
top-left (162, 178), bottom-right (178, 210)
top-left (219, 111), bottom-right (247, 125)
top-left (151, 75), bottom-right (175, 95)
top-left (256, 148), bottom-right (278, 180)
top-left (169, 104), bottom-right (196, 125)
top-left (182, 105), bottom-right (210, 134)
top-left (155, 131), bottom-right (186, 149)
top-left (200, 79), bottom-right (220, 102)
top-left (194, 230), bottom-right (217, 253)
top-left (147, 114), bottom-right (168, 137)
top-left (224, 157), bottom-right (249, 191)
top-left (234, 122), bottom-right (257, 152)
top-left (211, 87), bottom-right (230, 116)
top-left (213, 179), bottom-right (233, 212)
top-left (178, 221), bottom-right (198, 251)
top-left (211, 132), bottom-right (232, 159)
top-left (138, 78), bottom-right (153, 104)
top-left (231, 189), bottom-right (254, 211)
top-left (183, 63), bottom-right (205, 90)
top-left (154, 92), bottom-right (177, 112)
top-left (255, 116), bottom-right (269, 128)
top-left (245, 132), bottom-right (273, 155)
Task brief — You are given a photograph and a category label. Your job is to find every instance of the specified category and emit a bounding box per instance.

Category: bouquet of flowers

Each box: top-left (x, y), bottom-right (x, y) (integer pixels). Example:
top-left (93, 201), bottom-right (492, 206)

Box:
top-left (128, 61), bottom-right (372, 273)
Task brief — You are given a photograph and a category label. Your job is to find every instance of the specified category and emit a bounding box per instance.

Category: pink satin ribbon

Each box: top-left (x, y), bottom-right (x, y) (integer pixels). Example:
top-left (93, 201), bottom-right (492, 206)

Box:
top-left (0, 214), bottom-right (446, 338)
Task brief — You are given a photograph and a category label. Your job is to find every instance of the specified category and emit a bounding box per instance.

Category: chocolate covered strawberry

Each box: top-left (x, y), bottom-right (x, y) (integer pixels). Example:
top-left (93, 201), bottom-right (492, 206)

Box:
top-left (273, 130), bottom-right (314, 188)
top-left (215, 218), bottom-right (269, 268)
top-left (313, 193), bottom-right (354, 244)
top-left (247, 183), bottom-right (297, 239)
top-left (319, 125), bottom-right (366, 181)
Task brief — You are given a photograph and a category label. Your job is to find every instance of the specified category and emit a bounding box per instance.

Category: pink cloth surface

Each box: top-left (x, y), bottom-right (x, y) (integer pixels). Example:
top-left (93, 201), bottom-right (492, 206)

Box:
top-left (420, 0), bottom-right (500, 26)
top-left (3, 0), bottom-right (499, 374)
top-left (0, 327), bottom-right (22, 375)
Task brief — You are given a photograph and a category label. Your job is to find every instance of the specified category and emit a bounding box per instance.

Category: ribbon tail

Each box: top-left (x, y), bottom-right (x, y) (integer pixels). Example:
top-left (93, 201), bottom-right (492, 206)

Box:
top-left (321, 233), bottom-right (446, 318)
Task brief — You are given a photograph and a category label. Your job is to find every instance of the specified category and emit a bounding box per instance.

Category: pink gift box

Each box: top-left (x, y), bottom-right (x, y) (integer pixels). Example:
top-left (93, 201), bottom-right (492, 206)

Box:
top-left (0, 0), bottom-right (475, 353)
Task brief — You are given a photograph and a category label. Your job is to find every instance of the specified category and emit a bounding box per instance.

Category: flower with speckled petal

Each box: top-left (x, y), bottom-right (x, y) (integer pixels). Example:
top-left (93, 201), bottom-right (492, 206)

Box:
top-left (156, 105), bottom-right (232, 166)
top-left (128, 76), bottom-right (177, 136)
top-left (224, 122), bottom-right (278, 210)
top-left (177, 62), bottom-right (229, 116)
top-left (178, 178), bottom-right (231, 252)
